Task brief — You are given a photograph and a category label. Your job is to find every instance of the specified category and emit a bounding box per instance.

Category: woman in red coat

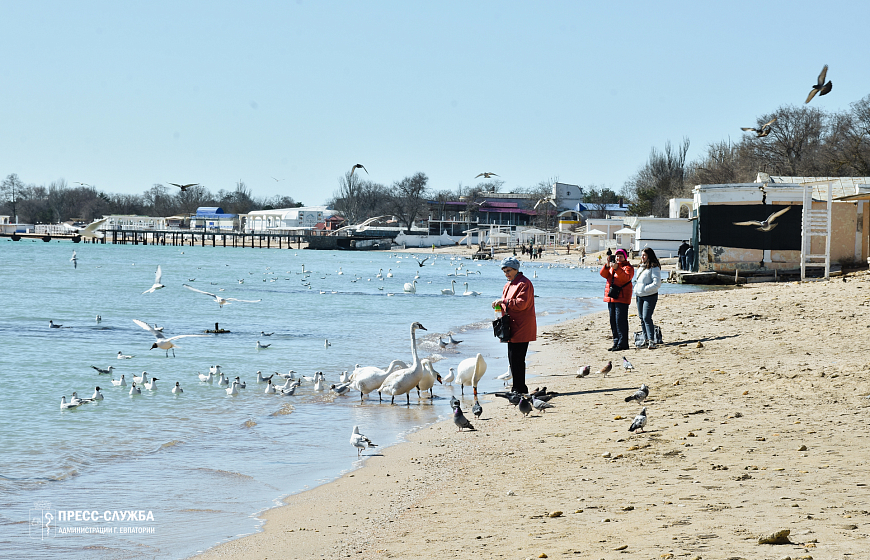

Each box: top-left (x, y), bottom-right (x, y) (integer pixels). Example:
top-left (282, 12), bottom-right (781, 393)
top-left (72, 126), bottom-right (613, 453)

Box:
top-left (492, 256), bottom-right (536, 394)
top-left (600, 248), bottom-right (634, 351)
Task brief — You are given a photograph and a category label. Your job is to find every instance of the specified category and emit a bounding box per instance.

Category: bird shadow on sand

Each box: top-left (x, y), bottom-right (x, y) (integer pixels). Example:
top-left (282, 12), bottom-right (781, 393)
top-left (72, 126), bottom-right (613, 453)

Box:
top-left (550, 387), bottom-right (640, 397)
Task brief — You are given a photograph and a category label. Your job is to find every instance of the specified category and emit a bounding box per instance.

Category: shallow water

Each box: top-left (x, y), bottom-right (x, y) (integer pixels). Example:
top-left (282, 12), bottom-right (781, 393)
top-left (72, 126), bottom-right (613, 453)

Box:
top-left (0, 240), bottom-right (694, 559)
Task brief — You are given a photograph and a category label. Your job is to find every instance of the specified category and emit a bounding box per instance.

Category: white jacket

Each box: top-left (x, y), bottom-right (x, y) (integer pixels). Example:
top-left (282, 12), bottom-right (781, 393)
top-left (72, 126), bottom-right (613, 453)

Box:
top-left (634, 266), bottom-right (662, 297)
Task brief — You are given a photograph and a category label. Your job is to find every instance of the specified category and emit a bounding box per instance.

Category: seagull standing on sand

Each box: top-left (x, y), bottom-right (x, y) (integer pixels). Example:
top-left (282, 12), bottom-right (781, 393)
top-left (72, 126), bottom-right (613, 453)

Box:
top-left (133, 319), bottom-right (208, 357)
top-left (350, 426), bottom-right (377, 456)
top-left (182, 284), bottom-right (261, 308)
top-left (142, 265), bottom-right (165, 294)
top-left (625, 384), bottom-right (649, 403)
top-left (629, 407), bottom-right (648, 433)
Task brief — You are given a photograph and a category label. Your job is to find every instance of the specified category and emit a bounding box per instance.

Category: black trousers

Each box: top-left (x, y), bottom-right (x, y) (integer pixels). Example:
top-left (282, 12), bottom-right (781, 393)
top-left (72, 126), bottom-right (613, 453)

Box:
top-left (507, 341), bottom-right (530, 394)
top-left (608, 301), bottom-right (630, 349)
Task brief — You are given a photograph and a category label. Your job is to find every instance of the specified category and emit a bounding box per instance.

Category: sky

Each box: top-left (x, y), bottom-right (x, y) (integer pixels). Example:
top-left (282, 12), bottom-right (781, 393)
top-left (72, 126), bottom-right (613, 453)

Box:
top-left (2, 0), bottom-right (868, 206)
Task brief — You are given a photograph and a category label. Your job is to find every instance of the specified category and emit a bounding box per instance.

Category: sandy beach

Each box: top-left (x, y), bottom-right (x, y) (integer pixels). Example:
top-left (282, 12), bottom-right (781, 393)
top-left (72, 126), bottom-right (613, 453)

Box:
top-left (193, 267), bottom-right (870, 560)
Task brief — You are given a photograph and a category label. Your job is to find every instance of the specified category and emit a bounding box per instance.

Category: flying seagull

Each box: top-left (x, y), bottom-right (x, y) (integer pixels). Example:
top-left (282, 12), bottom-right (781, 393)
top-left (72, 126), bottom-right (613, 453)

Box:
top-left (475, 172), bottom-right (498, 179)
top-left (350, 164), bottom-right (368, 176)
top-left (732, 207), bottom-right (791, 232)
top-left (534, 196), bottom-right (557, 209)
top-left (142, 265), bottom-right (165, 294)
top-left (168, 183), bottom-right (198, 192)
top-left (132, 319), bottom-right (208, 357)
top-left (182, 284), bottom-right (262, 308)
top-left (624, 384), bottom-right (649, 403)
top-left (741, 117), bottom-right (777, 138)
top-left (69, 217), bottom-right (108, 240)
top-left (413, 256), bottom-right (430, 267)
top-left (805, 64), bottom-right (832, 104)
top-left (70, 250), bottom-right (78, 268)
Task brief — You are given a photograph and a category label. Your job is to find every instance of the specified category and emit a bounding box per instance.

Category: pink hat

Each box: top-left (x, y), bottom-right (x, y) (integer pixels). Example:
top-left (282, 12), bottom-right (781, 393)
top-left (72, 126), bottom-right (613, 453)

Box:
top-left (615, 249), bottom-right (629, 259)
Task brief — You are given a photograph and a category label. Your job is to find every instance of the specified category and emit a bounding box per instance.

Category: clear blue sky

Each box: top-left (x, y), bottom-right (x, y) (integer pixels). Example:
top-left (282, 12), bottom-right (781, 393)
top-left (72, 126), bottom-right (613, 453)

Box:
top-left (3, 0), bottom-right (867, 206)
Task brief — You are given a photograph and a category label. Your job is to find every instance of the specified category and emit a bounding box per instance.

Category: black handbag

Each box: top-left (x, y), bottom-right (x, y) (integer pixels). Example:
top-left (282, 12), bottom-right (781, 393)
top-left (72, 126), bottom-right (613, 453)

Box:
top-left (492, 303), bottom-right (511, 343)
top-left (608, 279), bottom-right (629, 299)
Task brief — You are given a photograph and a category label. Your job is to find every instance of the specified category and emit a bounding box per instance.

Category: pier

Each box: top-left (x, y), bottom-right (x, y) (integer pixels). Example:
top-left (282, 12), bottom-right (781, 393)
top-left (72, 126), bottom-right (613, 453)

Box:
top-left (1, 229), bottom-right (307, 249)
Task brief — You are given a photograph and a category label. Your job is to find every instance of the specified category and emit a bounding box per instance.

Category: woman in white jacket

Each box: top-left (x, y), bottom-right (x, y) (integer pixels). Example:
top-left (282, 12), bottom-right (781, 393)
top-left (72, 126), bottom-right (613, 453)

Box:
top-left (634, 248), bottom-right (662, 349)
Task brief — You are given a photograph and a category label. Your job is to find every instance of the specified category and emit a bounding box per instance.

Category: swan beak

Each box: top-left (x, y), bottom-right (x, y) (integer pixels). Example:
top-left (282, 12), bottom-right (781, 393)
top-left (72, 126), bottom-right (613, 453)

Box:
top-left (437, 375), bottom-right (442, 384)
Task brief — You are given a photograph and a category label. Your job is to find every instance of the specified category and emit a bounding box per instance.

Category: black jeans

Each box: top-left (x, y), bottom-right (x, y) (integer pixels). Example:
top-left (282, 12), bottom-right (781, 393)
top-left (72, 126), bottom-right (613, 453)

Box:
top-left (608, 301), bottom-right (630, 349)
top-left (507, 341), bottom-right (529, 394)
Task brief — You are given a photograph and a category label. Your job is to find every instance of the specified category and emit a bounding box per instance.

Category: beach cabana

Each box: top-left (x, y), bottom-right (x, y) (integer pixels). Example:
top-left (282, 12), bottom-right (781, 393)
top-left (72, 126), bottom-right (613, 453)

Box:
top-left (614, 227), bottom-right (636, 250)
top-left (584, 228), bottom-right (607, 252)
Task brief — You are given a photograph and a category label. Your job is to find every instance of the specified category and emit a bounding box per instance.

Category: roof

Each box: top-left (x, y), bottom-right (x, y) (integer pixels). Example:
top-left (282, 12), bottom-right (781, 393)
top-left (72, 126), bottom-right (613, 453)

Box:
top-left (585, 229), bottom-right (607, 235)
top-left (766, 176), bottom-right (870, 200)
top-left (196, 207), bottom-right (226, 215)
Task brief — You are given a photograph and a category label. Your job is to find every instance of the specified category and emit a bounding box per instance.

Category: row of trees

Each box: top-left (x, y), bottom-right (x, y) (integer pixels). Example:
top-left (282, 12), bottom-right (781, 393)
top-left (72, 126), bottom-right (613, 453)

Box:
top-left (623, 95), bottom-right (870, 216)
top-left (0, 176), bottom-right (301, 224)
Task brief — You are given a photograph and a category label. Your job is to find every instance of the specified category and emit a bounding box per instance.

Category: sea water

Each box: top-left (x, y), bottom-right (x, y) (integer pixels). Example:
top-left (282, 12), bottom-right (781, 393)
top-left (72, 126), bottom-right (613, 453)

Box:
top-left (0, 240), bottom-right (694, 559)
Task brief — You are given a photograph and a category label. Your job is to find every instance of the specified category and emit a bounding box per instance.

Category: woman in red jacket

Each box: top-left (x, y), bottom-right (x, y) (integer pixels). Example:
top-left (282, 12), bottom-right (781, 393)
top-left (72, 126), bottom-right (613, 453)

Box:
top-left (492, 256), bottom-right (536, 394)
top-left (600, 248), bottom-right (634, 351)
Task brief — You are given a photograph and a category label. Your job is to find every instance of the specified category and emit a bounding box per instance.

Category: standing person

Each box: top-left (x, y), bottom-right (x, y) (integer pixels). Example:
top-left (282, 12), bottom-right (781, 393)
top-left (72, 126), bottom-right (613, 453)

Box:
top-left (677, 240), bottom-right (690, 270)
top-left (634, 247), bottom-right (662, 349)
top-left (492, 256), bottom-right (535, 394)
top-left (600, 248), bottom-right (634, 351)
top-left (684, 243), bottom-right (695, 272)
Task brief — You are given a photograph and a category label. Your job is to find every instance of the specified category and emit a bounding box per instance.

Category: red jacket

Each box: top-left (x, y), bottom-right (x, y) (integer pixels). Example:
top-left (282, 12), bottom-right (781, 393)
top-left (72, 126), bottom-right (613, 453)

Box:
top-left (600, 262), bottom-right (634, 304)
top-left (500, 272), bottom-right (536, 343)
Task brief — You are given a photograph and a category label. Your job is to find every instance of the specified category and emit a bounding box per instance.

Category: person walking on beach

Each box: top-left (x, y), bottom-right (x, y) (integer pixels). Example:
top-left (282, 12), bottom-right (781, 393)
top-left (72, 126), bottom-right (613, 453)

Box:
top-left (634, 247), bottom-right (662, 349)
top-left (600, 248), bottom-right (634, 351)
top-left (492, 256), bottom-right (535, 394)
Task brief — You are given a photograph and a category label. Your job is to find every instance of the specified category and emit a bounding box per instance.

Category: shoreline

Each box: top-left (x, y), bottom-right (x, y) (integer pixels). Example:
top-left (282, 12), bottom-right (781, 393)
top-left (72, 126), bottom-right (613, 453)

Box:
top-left (194, 271), bottom-right (870, 559)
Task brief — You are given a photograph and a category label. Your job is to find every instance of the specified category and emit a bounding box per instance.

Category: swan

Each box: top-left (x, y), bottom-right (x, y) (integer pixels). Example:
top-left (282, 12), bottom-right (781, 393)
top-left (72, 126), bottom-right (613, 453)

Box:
top-left (462, 282), bottom-right (481, 296)
top-left (443, 367), bottom-right (455, 384)
top-left (386, 269), bottom-right (393, 278)
top-left (441, 280), bottom-right (456, 295)
top-left (337, 267), bottom-right (344, 275)
top-left (403, 280), bottom-right (417, 293)
top-left (414, 271), bottom-right (420, 280)
top-left (455, 353), bottom-right (487, 397)
top-left (378, 322), bottom-right (428, 405)
top-left (376, 268), bottom-right (383, 278)
top-left (349, 360), bottom-right (408, 402)
top-left (416, 359), bottom-right (442, 398)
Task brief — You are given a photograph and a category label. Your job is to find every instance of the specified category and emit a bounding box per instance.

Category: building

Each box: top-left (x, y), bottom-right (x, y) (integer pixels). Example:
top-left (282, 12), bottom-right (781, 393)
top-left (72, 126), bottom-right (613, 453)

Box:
top-left (190, 207), bottom-right (237, 231)
top-left (552, 182), bottom-right (584, 211)
top-left (103, 215), bottom-right (167, 231)
top-left (244, 207), bottom-right (328, 233)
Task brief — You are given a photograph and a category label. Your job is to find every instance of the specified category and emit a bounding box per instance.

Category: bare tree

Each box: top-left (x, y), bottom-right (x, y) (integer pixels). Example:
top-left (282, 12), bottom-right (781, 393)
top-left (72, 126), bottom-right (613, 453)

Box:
top-left (1, 173), bottom-right (24, 221)
top-left (389, 172), bottom-right (429, 232)
top-left (625, 138), bottom-right (691, 217)
top-left (333, 171), bottom-right (367, 225)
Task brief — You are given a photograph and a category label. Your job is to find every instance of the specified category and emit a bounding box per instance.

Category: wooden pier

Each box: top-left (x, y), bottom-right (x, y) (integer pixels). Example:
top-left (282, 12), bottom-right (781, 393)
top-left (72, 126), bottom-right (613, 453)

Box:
top-left (2, 229), bottom-right (307, 249)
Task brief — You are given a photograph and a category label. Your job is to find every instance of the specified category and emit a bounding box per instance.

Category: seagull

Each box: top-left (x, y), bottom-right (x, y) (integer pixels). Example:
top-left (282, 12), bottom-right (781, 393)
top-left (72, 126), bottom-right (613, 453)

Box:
top-left (447, 333), bottom-right (463, 345)
top-left (117, 352), bottom-right (134, 360)
top-left (517, 396), bottom-right (533, 417)
top-left (70, 250), bottom-right (78, 268)
top-left (453, 404), bottom-right (475, 431)
top-left (133, 371), bottom-right (148, 383)
top-left (256, 371), bottom-right (274, 383)
top-left (111, 375), bottom-right (126, 387)
top-left (741, 117), bottom-right (777, 138)
top-left (60, 396), bottom-right (81, 410)
top-left (256, 340), bottom-right (271, 350)
top-left (350, 163), bottom-right (368, 176)
top-left (172, 381), bottom-right (183, 394)
top-left (622, 356), bottom-right (634, 372)
top-left (90, 387), bottom-right (104, 401)
top-left (532, 396), bottom-right (554, 413)
top-left (49, 320), bottom-right (62, 329)
top-left (226, 380), bottom-right (240, 396)
top-left (496, 370), bottom-right (512, 385)
top-left (182, 284), bottom-right (262, 308)
top-left (198, 371), bottom-right (214, 383)
top-left (472, 400), bottom-right (483, 419)
top-left (133, 319), bottom-right (209, 357)
top-left (95, 315), bottom-right (101, 323)
top-left (438, 337), bottom-right (448, 349)
top-left (69, 217), bottom-right (108, 240)
top-left (805, 64), bottom-right (832, 104)
top-left (331, 383), bottom-right (351, 396)
top-left (129, 382), bottom-right (141, 395)
top-left (280, 384), bottom-right (297, 396)
top-left (217, 372), bottom-right (229, 386)
top-left (264, 379), bottom-right (276, 394)
top-left (274, 370), bottom-right (295, 380)
top-left (534, 196), bottom-right (557, 209)
top-left (413, 257), bottom-right (430, 267)
top-left (732, 207), bottom-right (791, 232)
top-left (475, 172), bottom-right (498, 179)
top-left (234, 376), bottom-right (246, 389)
top-left (144, 377), bottom-right (158, 390)
top-left (625, 384), bottom-right (649, 403)
top-left (324, 339), bottom-right (331, 348)
top-left (168, 182), bottom-right (198, 192)
top-left (350, 426), bottom-right (377, 456)
top-left (142, 265), bottom-right (165, 294)
top-left (443, 367), bottom-right (455, 384)
top-left (628, 407), bottom-right (648, 433)
top-left (599, 361), bottom-right (612, 377)
top-left (576, 365), bottom-right (591, 378)
top-left (261, 331), bottom-right (274, 336)
top-left (91, 365), bottom-right (114, 375)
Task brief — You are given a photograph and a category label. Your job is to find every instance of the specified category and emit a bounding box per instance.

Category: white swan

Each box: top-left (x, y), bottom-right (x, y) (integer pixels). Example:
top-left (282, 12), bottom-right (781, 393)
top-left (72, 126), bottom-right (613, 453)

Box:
top-left (337, 267), bottom-right (344, 275)
top-left (441, 280), bottom-right (456, 295)
top-left (462, 282), bottom-right (481, 296)
top-left (378, 322), bottom-right (428, 405)
top-left (416, 359), bottom-right (442, 398)
top-left (403, 280), bottom-right (417, 293)
top-left (376, 268), bottom-right (383, 278)
top-left (455, 353), bottom-right (487, 397)
top-left (386, 269), bottom-right (393, 278)
top-left (349, 360), bottom-right (408, 402)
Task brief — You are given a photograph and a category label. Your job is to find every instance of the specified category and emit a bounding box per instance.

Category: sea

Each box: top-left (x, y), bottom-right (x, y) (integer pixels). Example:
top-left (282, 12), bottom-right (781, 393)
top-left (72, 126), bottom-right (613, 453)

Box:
top-left (0, 239), bottom-right (696, 559)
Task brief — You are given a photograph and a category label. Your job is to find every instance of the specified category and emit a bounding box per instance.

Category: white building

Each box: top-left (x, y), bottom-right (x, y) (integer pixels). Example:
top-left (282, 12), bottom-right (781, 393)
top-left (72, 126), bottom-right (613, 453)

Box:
top-left (552, 182), bottom-right (584, 211)
top-left (103, 215), bottom-right (167, 231)
top-left (622, 216), bottom-right (692, 257)
top-left (244, 206), bottom-right (331, 233)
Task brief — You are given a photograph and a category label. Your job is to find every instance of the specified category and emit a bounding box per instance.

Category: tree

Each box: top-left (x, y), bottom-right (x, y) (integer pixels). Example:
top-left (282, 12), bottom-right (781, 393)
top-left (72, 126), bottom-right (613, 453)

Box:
top-left (388, 172), bottom-right (429, 232)
top-left (582, 186), bottom-right (621, 219)
top-left (333, 170), bottom-right (367, 225)
top-left (1, 173), bottom-right (24, 221)
top-left (625, 138), bottom-right (691, 217)
top-left (748, 106), bottom-right (825, 176)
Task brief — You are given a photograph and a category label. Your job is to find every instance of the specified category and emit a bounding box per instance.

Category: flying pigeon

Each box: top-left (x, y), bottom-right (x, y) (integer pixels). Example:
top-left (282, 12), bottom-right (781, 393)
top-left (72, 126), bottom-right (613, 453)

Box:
top-left (628, 407), bottom-right (648, 433)
top-left (350, 426), bottom-right (377, 456)
top-left (732, 207), bottom-right (791, 232)
top-left (453, 405), bottom-right (475, 431)
top-left (624, 384), bottom-right (649, 403)
top-left (805, 64), bottom-right (832, 104)
top-left (576, 365), bottom-right (591, 378)
top-left (168, 183), bottom-right (198, 192)
top-left (475, 172), bottom-right (498, 179)
top-left (599, 361), bottom-right (612, 377)
top-left (741, 117), bottom-right (777, 138)
top-left (350, 164), bottom-right (368, 176)
top-left (623, 356), bottom-right (634, 372)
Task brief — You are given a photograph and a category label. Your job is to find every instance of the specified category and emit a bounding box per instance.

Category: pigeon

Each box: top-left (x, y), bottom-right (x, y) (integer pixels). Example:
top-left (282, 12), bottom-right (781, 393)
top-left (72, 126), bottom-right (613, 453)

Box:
top-left (471, 400), bottom-right (483, 419)
top-left (625, 384), bottom-right (649, 403)
top-left (576, 365), bottom-right (591, 378)
top-left (475, 172), bottom-right (498, 179)
top-left (517, 396), bottom-right (533, 417)
top-left (805, 64), bottom-right (832, 104)
top-left (91, 365), bottom-right (114, 375)
top-left (599, 361), bottom-right (612, 377)
top-left (453, 405), bottom-right (475, 431)
top-left (741, 117), bottom-right (777, 138)
top-left (168, 182), bottom-right (198, 192)
top-left (350, 426), bottom-right (377, 456)
top-left (622, 357), bottom-right (634, 372)
top-left (494, 391), bottom-right (522, 406)
top-left (531, 396), bottom-right (554, 413)
top-left (449, 395), bottom-right (461, 409)
top-left (732, 207), bottom-right (791, 232)
top-left (350, 164), bottom-right (368, 176)
top-left (628, 407), bottom-right (647, 433)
